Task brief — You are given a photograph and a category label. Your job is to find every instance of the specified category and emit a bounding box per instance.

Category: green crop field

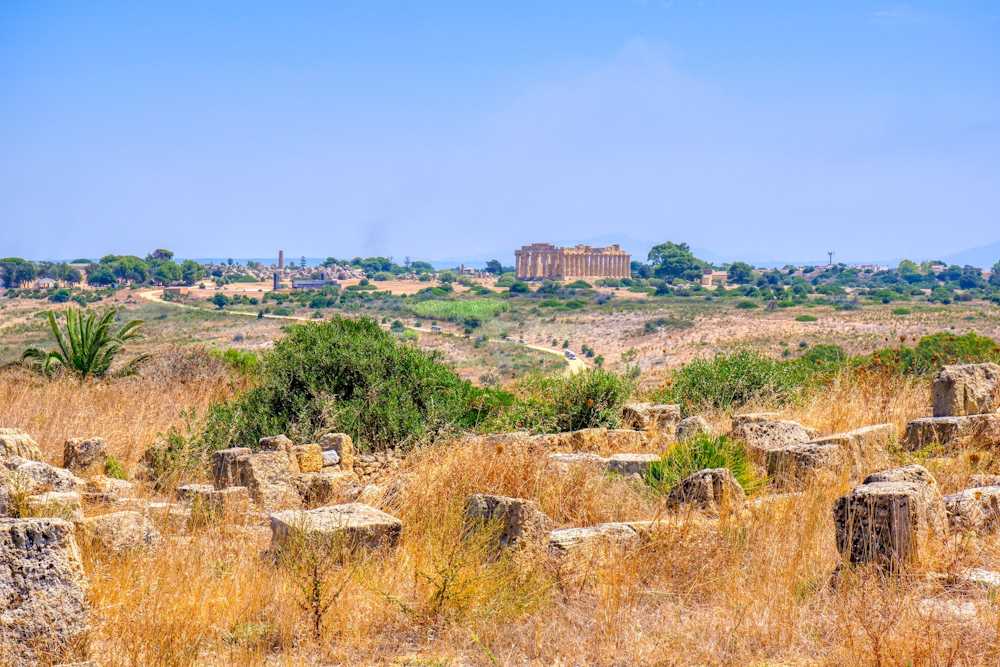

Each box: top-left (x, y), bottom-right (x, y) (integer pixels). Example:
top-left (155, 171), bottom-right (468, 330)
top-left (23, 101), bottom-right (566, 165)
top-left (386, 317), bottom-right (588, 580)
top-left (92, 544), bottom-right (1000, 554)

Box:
top-left (410, 298), bottom-right (509, 321)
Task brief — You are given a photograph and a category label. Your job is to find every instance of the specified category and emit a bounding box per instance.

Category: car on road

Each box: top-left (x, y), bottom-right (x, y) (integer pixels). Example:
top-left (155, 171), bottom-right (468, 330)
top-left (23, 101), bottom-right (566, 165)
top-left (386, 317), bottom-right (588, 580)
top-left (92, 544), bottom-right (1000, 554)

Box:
top-left (564, 350), bottom-right (577, 360)
top-left (430, 325), bottom-right (442, 333)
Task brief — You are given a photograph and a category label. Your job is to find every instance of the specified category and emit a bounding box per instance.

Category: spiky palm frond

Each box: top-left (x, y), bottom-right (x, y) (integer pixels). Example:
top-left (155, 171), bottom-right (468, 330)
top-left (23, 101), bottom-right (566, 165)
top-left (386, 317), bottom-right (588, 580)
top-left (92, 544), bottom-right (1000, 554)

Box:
top-left (21, 308), bottom-right (148, 380)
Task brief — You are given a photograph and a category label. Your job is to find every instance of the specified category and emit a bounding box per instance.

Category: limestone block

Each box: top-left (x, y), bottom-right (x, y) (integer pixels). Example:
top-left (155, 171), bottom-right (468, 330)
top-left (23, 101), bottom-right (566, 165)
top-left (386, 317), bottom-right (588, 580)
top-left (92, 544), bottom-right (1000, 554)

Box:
top-left (605, 452), bottom-right (659, 478)
top-left (903, 414), bottom-right (1000, 451)
top-left (269, 503), bottom-right (402, 552)
top-left (807, 424), bottom-right (895, 476)
top-left (464, 493), bottom-right (553, 548)
top-left (322, 449), bottom-right (341, 467)
top-left (0, 518), bottom-right (89, 666)
top-left (969, 474), bottom-right (1000, 488)
top-left (943, 485), bottom-right (1000, 534)
top-left (675, 415), bottom-right (712, 442)
top-left (291, 470), bottom-right (359, 506)
top-left (211, 447), bottom-right (251, 489)
top-left (547, 522), bottom-right (640, 553)
top-left (563, 428), bottom-right (647, 453)
top-left (62, 437), bottom-right (107, 475)
top-left (80, 511), bottom-right (161, 555)
top-left (621, 403), bottom-right (681, 432)
top-left (547, 452), bottom-right (608, 472)
top-left (237, 451), bottom-right (301, 509)
top-left (83, 475), bottom-right (134, 504)
top-left (666, 468), bottom-right (746, 513)
top-left (833, 475), bottom-right (947, 566)
top-left (176, 483), bottom-right (215, 502)
top-left (766, 443), bottom-right (844, 490)
top-left (0, 427), bottom-right (43, 461)
top-left (292, 444), bottom-right (323, 473)
top-left (932, 363), bottom-right (1000, 417)
top-left (25, 491), bottom-right (83, 522)
top-left (730, 418), bottom-right (813, 462)
top-left (259, 434), bottom-right (294, 452)
top-left (319, 432), bottom-right (354, 471)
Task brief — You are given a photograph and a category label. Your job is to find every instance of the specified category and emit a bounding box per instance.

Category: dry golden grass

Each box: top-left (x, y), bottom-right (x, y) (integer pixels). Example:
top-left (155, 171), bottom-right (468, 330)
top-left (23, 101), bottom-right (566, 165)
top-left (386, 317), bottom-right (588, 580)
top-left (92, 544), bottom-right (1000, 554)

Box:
top-left (0, 348), bottom-right (242, 468)
top-left (5, 359), bottom-right (1000, 665)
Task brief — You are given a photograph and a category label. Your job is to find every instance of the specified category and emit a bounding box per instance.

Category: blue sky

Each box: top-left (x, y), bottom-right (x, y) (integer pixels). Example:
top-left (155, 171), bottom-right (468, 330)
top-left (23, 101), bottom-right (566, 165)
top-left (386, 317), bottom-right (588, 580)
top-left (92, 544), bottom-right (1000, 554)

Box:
top-left (2, 2), bottom-right (999, 265)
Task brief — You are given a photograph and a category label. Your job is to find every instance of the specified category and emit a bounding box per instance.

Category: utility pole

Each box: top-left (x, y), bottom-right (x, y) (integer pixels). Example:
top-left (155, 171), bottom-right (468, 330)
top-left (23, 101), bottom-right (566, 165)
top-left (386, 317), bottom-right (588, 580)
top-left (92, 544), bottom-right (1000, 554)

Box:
top-left (827, 250), bottom-right (834, 267)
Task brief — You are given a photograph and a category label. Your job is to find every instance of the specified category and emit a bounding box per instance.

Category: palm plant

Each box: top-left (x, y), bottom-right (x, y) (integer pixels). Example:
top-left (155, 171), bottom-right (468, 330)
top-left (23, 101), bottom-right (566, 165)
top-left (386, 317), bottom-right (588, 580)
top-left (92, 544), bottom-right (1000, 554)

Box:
top-left (22, 308), bottom-right (149, 380)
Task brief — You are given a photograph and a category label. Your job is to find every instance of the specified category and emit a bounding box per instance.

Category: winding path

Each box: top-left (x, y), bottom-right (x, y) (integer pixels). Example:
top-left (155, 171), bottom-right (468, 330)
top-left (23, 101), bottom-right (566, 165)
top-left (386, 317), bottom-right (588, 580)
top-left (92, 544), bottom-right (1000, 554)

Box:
top-left (137, 289), bottom-right (585, 375)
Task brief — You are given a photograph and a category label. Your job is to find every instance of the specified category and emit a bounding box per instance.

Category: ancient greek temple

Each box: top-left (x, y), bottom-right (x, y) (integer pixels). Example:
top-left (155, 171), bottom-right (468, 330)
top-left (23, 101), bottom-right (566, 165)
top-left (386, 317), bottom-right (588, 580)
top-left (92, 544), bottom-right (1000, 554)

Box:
top-left (514, 243), bottom-right (631, 280)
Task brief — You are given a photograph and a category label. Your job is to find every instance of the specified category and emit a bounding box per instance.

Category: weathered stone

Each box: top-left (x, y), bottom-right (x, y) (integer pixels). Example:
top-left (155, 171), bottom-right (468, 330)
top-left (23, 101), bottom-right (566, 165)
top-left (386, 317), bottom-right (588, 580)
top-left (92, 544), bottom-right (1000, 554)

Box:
top-left (319, 432), bottom-right (354, 471)
top-left (943, 485), bottom-right (1000, 534)
top-left (211, 447), bottom-right (251, 489)
top-left (1, 457), bottom-right (85, 515)
top-left (766, 443), bottom-right (845, 490)
top-left (82, 475), bottom-right (134, 504)
top-left (731, 412), bottom-right (781, 427)
top-left (547, 452), bottom-right (608, 471)
top-left (0, 427), bottom-right (43, 461)
top-left (916, 598), bottom-right (979, 623)
top-left (959, 568), bottom-right (1000, 590)
top-left (259, 434), bottom-right (294, 452)
top-left (141, 502), bottom-right (192, 531)
top-left (269, 503), bottom-right (402, 552)
top-left (675, 415), bottom-right (712, 442)
top-left (322, 449), bottom-right (341, 467)
top-left (730, 418), bottom-right (813, 461)
top-left (292, 444), bottom-right (323, 473)
top-left (807, 424), bottom-right (895, 476)
top-left (605, 453), bottom-right (659, 478)
top-left (565, 428), bottom-right (647, 453)
top-left (932, 363), bottom-right (1000, 417)
top-left (25, 491), bottom-right (83, 522)
top-left (80, 511), bottom-right (161, 555)
top-left (969, 473), bottom-right (1000, 488)
top-left (548, 522), bottom-right (640, 553)
top-left (621, 403), bottom-right (681, 432)
top-left (237, 451), bottom-right (301, 509)
top-left (833, 473), bottom-right (947, 566)
top-left (666, 468), bottom-right (746, 513)
top-left (62, 437), bottom-right (107, 475)
top-left (0, 518), bottom-right (89, 666)
top-left (176, 483), bottom-right (215, 501)
top-left (903, 414), bottom-right (1000, 451)
top-left (292, 470), bottom-right (359, 506)
top-left (185, 486), bottom-right (252, 523)
top-left (464, 493), bottom-right (553, 548)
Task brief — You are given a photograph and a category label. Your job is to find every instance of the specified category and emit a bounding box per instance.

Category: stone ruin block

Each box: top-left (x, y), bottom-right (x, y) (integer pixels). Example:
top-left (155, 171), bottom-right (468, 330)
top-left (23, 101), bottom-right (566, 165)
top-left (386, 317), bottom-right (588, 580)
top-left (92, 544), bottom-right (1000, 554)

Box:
top-left (605, 453), bottom-right (660, 478)
top-left (82, 475), bottom-right (134, 505)
top-left (943, 485), bottom-right (1000, 534)
top-left (211, 447), bottom-right (251, 490)
top-left (666, 468), bottom-right (746, 513)
top-left (731, 412), bottom-right (781, 426)
top-left (25, 491), bottom-right (84, 522)
top-left (291, 444), bottom-right (323, 473)
top-left (621, 402), bottom-right (681, 433)
top-left (833, 465), bottom-right (947, 567)
top-left (675, 415), bottom-right (712, 442)
top-left (176, 483), bottom-right (215, 501)
top-left (177, 484), bottom-right (252, 520)
top-left (547, 522), bottom-right (640, 554)
top-left (0, 518), bottom-right (89, 666)
top-left (903, 414), bottom-right (1000, 451)
top-left (563, 428), bottom-right (648, 453)
top-left (969, 473), bottom-right (1000, 488)
top-left (464, 493), bottom-right (553, 549)
top-left (80, 511), bottom-right (161, 555)
top-left (932, 362), bottom-right (1000, 417)
top-left (319, 432), bottom-right (354, 471)
top-left (292, 470), bottom-right (359, 506)
top-left (547, 452), bottom-right (608, 471)
top-left (807, 424), bottom-right (894, 476)
top-left (730, 417), bottom-right (815, 463)
top-left (258, 434), bottom-right (294, 452)
top-left (269, 503), bottom-right (402, 553)
top-left (238, 451), bottom-right (301, 509)
top-left (766, 443), bottom-right (845, 490)
top-left (0, 427), bottom-right (43, 461)
top-left (1, 456), bottom-right (85, 515)
top-left (62, 437), bottom-right (107, 475)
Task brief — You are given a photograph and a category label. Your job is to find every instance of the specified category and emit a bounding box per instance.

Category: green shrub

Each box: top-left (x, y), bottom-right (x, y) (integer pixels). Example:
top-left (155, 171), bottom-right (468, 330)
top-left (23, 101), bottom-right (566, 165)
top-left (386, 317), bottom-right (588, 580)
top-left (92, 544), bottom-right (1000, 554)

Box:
top-left (794, 314), bottom-right (817, 322)
top-left (892, 307), bottom-right (912, 316)
top-left (736, 300), bottom-right (758, 309)
top-left (864, 332), bottom-right (1000, 376)
top-left (211, 348), bottom-right (260, 377)
top-left (645, 434), bottom-right (760, 494)
top-left (104, 455), bottom-right (127, 480)
top-left (661, 349), bottom-right (808, 412)
top-left (201, 317), bottom-right (498, 453)
top-left (410, 299), bottom-right (508, 322)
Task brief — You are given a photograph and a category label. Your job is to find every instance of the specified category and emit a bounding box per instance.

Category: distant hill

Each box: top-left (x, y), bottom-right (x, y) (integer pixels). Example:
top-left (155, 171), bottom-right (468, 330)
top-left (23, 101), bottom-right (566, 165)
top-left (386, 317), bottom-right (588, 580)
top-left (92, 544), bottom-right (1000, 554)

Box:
top-left (941, 240), bottom-right (1000, 269)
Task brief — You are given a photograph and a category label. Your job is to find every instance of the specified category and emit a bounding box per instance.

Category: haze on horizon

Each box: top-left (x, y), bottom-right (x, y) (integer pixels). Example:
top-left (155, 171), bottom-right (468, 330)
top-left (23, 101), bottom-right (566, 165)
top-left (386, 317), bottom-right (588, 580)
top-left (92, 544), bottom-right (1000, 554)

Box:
top-left (2, 2), bottom-right (999, 266)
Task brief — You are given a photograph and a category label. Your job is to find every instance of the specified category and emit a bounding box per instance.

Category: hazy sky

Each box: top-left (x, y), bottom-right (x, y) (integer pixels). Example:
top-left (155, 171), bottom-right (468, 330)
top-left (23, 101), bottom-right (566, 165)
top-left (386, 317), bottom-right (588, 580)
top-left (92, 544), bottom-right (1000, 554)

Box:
top-left (2, 2), bottom-right (999, 265)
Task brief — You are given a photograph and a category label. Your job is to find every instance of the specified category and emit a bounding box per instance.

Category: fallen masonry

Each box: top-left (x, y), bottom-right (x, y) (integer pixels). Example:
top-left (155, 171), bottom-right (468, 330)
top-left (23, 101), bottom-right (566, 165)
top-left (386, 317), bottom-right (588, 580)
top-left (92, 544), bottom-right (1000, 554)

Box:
top-left (730, 417), bottom-right (816, 463)
top-left (464, 493), bottom-right (553, 548)
top-left (0, 518), bottom-right (89, 666)
top-left (932, 362), bottom-right (1000, 417)
top-left (0, 427), bottom-right (43, 461)
top-left (80, 511), bottom-right (161, 555)
top-left (943, 485), bottom-right (1000, 534)
top-left (25, 491), bottom-right (84, 522)
top-left (675, 415), bottom-right (712, 442)
top-left (269, 503), bottom-right (402, 553)
top-left (621, 402), bottom-right (681, 433)
top-left (833, 464), bottom-right (947, 567)
top-left (63, 437), bottom-right (108, 475)
top-left (548, 522), bottom-right (641, 553)
top-left (666, 468), bottom-right (746, 513)
top-left (902, 414), bottom-right (1000, 451)
top-left (605, 452), bottom-right (660, 477)
top-left (765, 423), bottom-right (895, 489)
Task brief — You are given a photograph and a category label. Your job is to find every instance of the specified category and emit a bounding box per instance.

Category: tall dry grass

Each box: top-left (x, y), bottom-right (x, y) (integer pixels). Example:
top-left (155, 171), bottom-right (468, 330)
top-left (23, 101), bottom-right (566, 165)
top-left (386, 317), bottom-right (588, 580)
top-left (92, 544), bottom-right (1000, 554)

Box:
top-left (7, 355), bottom-right (1000, 664)
top-left (0, 348), bottom-right (243, 467)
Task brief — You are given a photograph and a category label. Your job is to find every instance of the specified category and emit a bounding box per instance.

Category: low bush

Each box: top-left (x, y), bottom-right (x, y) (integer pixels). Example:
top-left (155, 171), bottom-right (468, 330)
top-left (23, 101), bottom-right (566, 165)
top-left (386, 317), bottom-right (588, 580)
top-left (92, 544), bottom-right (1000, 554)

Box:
top-left (645, 434), bottom-right (759, 494)
top-left (794, 314), bottom-right (817, 322)
top-left (863, 331), bottom-right (1000, 376)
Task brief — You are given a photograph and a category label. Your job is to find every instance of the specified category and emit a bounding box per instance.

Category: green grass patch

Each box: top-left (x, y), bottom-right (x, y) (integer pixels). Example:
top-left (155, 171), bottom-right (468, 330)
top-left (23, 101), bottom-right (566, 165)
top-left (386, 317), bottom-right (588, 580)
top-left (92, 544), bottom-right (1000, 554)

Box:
top-left (410, 299), bottom-right (509, 322)
top-left (794, 314), bottom-right (817, 322)
top-left (646, 434), bottom-right (760, 494)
